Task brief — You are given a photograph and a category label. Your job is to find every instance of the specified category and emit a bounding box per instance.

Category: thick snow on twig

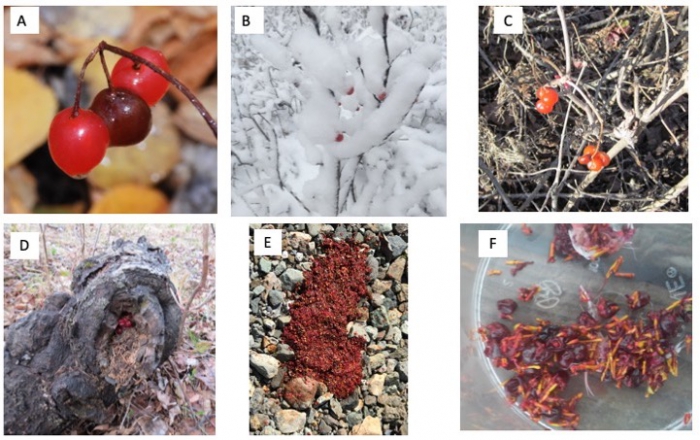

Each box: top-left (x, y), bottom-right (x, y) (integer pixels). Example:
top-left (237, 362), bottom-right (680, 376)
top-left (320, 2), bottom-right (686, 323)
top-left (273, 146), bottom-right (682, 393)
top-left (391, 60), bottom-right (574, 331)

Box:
top-left (232, 6), bottom-right (446, 216)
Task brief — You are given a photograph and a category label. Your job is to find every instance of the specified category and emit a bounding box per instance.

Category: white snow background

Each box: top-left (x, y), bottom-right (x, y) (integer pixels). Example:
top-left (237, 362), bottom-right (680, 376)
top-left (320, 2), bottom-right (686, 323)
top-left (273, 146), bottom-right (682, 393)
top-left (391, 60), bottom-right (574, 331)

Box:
top-left (232, 6), bottom-right (446, 216)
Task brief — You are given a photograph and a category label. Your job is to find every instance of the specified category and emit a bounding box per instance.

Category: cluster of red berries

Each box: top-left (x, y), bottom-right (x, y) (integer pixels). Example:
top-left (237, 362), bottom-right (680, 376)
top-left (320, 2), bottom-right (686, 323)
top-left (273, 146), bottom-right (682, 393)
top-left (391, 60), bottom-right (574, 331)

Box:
top-left (535, 86), bottom-right (559, 115)
top-left (577, 145), bottom-right (611, 172)
top-left (115, 313), bottom-right (134, 335)
top-left (48, 47), bottom-right (170, 178)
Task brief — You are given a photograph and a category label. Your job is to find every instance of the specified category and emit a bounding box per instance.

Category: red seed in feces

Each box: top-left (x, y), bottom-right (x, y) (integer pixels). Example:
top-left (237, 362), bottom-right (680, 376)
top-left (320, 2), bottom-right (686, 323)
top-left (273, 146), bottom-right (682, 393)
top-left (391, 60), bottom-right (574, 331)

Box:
top-left (116, 327), bottom-right (123, 335)
top-left (335, 133), bottom-right (344, 142)
top-left (596, 297), bottom-right (620, 319)
top-left (378, 92), bottom-right (387, 101)
top-left (497, 299), bottom-right (518, 320)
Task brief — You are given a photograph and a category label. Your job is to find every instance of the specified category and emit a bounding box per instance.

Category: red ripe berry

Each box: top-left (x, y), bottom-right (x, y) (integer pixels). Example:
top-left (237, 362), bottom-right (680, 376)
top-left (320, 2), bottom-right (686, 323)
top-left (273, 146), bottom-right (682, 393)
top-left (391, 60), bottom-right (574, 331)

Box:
top-left (587, 157), bottom-right (604, 172)
top-left (592, 151), bottom-right (611, 167)
top-left (578, 154), bottom-right (591, 165)
top-left (537, 86), bottom-right (559, 106)
top-left (123, 320), bottom-right (133, 328)
top-left (111, 47), bottom-right (170, 106)
top-left (346, 87), bottom-right (354, 95)
top-left (535, 100), bottom-right (554, 114)
top-left (377, 92), bottom-right (387, 101)
top-left (90, 88), bottom-right (152, 146)
top-left (48, 108), bottom-right (109, 178)
top-left (583, 145), bottom-right (598, 156)
top-left (335, 133), bottom-right (344, 142)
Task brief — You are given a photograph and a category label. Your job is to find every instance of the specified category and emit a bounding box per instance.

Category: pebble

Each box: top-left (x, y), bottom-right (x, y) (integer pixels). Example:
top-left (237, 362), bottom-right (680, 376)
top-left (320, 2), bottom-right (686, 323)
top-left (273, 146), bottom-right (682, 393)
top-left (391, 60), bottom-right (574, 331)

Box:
top-left (330, 399), bottom-right (343, 419)
top-left (347, 322), bottom-right (370, 342)
top-left (339, 390), bottom-right (360, 411)
top-left (315, 392), bottom-right (333, 407)
top-left (268, 289), bottom-right (284, 307)
top-left (387, 256), bottom-right (406, 281)
top-left (252, 285), bottom-right (265, 296)
top-left (351, 416), bottom-right (382, 435)
top-left (386, 326), bottom-right (402, 344)
top-left (395, 224), bottom-right (408, 234)
top-left (383, 406), bottom-right (403, 423)
top-left (366, 255), bottom-right (379, 280)
top-left (281, 268), bottom-right (304, 290)
top-left (368, 374), bottom-right (386, 396)
top-left (275, 409), bottom-right (306, 434)
top-left (387, 309), bottom-right (402, 326)
top-left (274, 261), bottom-right (287, 276)
top-left (263, 318), bottom-right (276, 331)
top-left (385, 372), bottom-right (400, 389)
top-left (261, 426), bottom-right (279, 435)
top-left (263, 272), bottom-right (282, 292)
top-left (372, 279), bottom-right (392, 295)
top-left (250, 297), bottom-right (260, 315)
top-left (369, 353), bottom-right (386, 370)
top-left (307, 224), bottom-right (322, 237)
top-left (377, 224), bottom-right (393, 233)
top-left (270, 367), bottom-right (285, 389)
top-left (276, 314), bottom-right (291, 327)
top-left (347, 411), bottom-right (363, 427)
top-left (370, 307), bottom-right (389, 329)
top-left (283, 377), bottom-right (318, 410)
top-left (259, 258), bottom-right (272, 274)
top-left (334, 225), bottom-right (349, 240)
top-left (401, 320), bottom-right (409, 336)
top-left (250, 413), bottom-right (268, 431)
top-left (288, 231), bottom-right (312, 248)
top-left (383, 235), bottom-right (407, 259)
top-left (365, 326), bottom-right (378, 341)
top-left (317, 420), bottom-right (332, 435)
top-left (378, 394), bottom-right (402, 407)
top-left (250, 352), bottom-right (280, 379)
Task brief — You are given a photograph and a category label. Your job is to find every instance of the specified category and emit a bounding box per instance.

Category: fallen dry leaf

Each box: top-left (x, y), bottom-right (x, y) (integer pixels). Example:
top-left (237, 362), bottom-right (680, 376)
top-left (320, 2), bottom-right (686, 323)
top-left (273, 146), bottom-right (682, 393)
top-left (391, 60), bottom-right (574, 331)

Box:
top-left (4, 165), bottom-right (38, 213)
top-left (3, 67), bottom-right (58, 168)
top-left (89, 184), bottom-right (169, 213)
top-left (173, 85), bottom-right (217, 146)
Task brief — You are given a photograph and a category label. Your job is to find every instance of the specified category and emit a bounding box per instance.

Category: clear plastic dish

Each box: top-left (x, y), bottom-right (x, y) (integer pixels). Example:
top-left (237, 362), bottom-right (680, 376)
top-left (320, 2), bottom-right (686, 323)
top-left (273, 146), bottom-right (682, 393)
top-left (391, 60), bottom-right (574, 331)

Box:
top-left (467, 224), bottom-right (691, 430)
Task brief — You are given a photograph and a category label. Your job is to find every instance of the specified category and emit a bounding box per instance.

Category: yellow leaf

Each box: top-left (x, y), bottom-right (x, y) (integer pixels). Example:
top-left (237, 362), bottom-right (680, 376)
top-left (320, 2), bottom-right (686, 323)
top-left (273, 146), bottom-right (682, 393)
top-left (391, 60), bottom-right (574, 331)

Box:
top-left (89, 184), bottom-right (169, 213)
top-left (3, 68), bottom-right (58, 168)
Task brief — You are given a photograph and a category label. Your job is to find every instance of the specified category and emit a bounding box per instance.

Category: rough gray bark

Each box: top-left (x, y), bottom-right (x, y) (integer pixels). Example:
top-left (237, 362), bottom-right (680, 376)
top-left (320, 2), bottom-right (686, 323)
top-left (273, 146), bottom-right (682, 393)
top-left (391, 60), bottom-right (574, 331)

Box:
top-left (4, 237), bottom-right (182, 435)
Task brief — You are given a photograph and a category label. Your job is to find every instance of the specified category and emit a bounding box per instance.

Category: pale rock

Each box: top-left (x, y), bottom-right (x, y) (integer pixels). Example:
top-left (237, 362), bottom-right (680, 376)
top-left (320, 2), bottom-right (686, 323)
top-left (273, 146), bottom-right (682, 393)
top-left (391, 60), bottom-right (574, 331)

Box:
top-left (250, 352), bottom-right (280, 379)
top-left (368, 373), bottom-right (386, 396)
top-left (275, 409), bottom-right (306, 434)
top-left (387, 256), bottom-right (406, 280)
top-left (351, 416), bottom-right (382, 435)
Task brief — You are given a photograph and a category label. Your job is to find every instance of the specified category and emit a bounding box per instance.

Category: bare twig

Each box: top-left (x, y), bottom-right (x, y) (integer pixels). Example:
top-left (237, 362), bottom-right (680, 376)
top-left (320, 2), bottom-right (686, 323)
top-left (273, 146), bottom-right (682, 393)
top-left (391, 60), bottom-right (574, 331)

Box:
top-left (557, 7), bottom-right (572, 77)
top-left (178, 225), bottom-right (210, 349)
top-left (479, 158), bottom-right (517, 212)
top-left (641, 175), bottom-right (688, 211)
top-left (563, 70), bottom-right (687, 211)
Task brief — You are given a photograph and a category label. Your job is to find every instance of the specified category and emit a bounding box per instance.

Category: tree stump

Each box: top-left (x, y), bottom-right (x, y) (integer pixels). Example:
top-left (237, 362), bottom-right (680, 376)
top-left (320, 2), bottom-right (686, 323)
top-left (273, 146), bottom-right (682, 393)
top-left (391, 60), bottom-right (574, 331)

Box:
top-left (4, 237), bottom-right (182, 434)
